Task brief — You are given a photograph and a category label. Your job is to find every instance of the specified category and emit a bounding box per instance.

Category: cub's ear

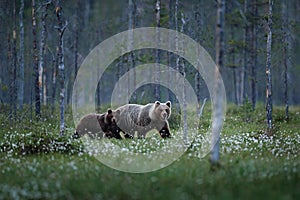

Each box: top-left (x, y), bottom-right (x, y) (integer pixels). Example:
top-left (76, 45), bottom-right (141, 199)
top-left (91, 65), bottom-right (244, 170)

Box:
top-left (155, 101), bottom-right (161, 107)
top-left (107, 109), bottom-right (112, 114)
top-left (166, 101), bottom-right (171, 108)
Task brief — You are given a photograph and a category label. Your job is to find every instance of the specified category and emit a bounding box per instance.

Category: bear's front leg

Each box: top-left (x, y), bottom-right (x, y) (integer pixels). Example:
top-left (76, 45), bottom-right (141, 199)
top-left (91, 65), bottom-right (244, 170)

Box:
top-left (158, 122), bottom-right (171, 138)
top-left (123, 132), bottom-right (134, 139)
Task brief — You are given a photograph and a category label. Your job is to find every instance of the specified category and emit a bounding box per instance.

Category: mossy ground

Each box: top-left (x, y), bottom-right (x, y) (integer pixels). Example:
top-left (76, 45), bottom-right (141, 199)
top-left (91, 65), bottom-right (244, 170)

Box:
top-left (0, 104), bottom-right (299, 199)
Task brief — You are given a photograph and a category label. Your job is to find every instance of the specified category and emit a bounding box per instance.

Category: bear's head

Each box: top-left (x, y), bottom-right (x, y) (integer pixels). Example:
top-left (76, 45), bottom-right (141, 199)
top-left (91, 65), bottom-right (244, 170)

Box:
top-left (97, 109), bottom-right (122, 138)
top-left (151, 101), bottom-right (171, 121)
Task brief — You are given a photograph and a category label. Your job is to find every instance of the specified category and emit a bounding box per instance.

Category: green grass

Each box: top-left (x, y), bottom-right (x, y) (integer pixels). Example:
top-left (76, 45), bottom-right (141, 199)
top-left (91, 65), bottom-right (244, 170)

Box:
top-left (0, 104), bottom-right (299, 199)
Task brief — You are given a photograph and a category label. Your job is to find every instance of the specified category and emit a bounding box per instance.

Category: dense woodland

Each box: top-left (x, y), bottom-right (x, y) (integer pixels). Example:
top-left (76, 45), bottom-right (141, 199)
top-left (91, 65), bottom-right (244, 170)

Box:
top-left (1, 1), bottom-right (300, 198)
top-left (0, 0), bottom-right (300, 122)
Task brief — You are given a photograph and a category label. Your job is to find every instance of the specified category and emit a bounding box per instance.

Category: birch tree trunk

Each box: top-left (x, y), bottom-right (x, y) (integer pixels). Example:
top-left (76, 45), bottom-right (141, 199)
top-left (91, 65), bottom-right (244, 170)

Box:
top-left (32, 0), bottom-right (41, 117)
top-left (55, 1), bottom-right (67, 135)
top-left (266, 0), bottom-right (273, 132)
top-left (282, 0), bottom-right (289, 121)
top-left (211, 0), bottom-right (225, 166)
top-left (39, 1), bottom-right (50, 106)
top-left (180, 12), bottom-right (187, 143)
top-left (18, 0), bottom-right (25, 109)
top-left (51, 47), bottom-right (57, 114)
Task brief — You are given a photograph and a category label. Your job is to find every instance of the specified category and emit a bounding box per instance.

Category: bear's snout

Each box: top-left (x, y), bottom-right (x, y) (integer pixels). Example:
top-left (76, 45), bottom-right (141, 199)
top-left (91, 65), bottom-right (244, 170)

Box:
top-left (162, 112), bottom-right (168, 119)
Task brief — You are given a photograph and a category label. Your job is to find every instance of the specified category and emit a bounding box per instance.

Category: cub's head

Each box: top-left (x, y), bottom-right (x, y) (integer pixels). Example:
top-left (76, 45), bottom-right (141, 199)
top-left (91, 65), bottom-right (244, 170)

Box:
top-left (98, 109), bottom-right (122, 139)
top-left (152, 101), bottom-right (171, 121)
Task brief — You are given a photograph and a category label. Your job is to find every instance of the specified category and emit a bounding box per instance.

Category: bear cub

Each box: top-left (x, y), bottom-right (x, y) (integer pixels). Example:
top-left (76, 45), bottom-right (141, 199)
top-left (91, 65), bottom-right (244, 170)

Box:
top-left (74, 109), bottom-right (122, 139)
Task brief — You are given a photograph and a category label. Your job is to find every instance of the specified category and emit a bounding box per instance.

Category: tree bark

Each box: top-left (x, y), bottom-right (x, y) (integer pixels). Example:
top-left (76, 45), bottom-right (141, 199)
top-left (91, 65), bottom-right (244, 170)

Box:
top-left (32, 0), bottom-right (41, 118)
top-left (10, 0), bottom-right (17, 119)
top-left (211, 0), bottom-right (225, 166)
top-left (282, 0), bottom-right (289, 121)
top-left (168, 0), bottom-right (174, 102)
top-left (39, 1), bottom-right (50, 106)
top-left (155, 0), bottom-right (161, 101)
top-left (73, 0), bottom-right (79, 110)
top-left (242, 0), bottom-right (250, 103)
top-left (266, 0), bottom-right (273, 132)
top-left (55, 1), bottom-right (67, 135)
top-left (250, 0), bottom-right (258, 110)
top-left (180, 12), bottom-right (187, 143)
top-left (18, 0), bottom-right (25, 110)
top-left (128, 0), bottom-right (136, 103)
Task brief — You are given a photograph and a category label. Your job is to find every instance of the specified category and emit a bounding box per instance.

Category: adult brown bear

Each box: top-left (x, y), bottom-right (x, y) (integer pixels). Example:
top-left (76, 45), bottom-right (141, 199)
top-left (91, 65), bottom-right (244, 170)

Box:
top-left (113, 101), bottom-right (172, 138)
top-left (74, 109), bottom-right (122, 139)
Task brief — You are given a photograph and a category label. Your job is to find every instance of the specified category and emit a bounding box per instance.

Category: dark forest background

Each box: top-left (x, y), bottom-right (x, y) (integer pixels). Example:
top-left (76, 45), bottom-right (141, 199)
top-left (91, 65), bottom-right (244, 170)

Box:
top-left (0, 0), bottom-right (299, 118)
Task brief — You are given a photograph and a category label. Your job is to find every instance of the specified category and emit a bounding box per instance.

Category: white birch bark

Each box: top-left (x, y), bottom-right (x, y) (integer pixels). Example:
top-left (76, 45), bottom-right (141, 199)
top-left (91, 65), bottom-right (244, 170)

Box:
top-left (211, 0), bottom-right (225, 166)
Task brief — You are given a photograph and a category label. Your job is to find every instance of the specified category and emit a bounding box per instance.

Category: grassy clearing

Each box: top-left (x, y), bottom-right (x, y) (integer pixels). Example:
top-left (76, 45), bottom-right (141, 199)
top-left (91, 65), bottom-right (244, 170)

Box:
top-left (0, 104), bottom-right (299, 199)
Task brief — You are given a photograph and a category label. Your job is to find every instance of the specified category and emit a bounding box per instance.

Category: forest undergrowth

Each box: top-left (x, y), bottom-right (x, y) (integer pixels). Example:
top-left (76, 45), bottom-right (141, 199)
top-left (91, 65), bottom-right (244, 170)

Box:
top-left (0, 103), bottom-right (299, 199)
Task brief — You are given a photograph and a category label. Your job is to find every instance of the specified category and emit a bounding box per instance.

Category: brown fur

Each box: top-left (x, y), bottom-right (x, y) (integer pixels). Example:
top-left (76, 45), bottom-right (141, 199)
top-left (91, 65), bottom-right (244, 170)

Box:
top-left (113, 101), bottom-right (172, 138)
top-left (74, 109), bottom-right (122, 139)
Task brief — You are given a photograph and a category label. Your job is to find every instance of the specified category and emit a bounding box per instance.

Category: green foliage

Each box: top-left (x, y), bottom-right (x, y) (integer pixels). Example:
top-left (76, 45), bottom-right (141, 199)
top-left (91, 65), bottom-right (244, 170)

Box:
top-left (0, 104), bottom-right (300, 199)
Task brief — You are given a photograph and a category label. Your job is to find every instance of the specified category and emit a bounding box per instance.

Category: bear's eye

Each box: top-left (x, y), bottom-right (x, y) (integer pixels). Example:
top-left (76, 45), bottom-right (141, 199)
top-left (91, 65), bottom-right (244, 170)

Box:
top-left (165, 109), bottom-right (169, 114)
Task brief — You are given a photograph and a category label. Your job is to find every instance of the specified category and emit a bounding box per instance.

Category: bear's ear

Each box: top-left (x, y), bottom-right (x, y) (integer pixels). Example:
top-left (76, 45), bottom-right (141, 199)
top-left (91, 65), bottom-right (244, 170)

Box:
top-left (113, 109), bottom-right (121, 116)
top-left (155, 101), bottom-right (161, 107)
top-left (107, 109), bottom-right (112, 114)
top-left (166, 101), bottom-right (171, 108)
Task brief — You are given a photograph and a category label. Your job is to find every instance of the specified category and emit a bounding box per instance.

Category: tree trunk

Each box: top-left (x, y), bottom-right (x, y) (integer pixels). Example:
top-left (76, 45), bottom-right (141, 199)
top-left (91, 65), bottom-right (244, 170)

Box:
top-left (282, 0), bottom-right (289, 121)
top-left (128, 0), bottom-right (136, 103)
top-left (175, 0), bottom-right (180, 99)
top-left (51, 47), bottom-right (57, 114)
top-left (18, 0), bottom-right (25, 110)
top-left (10, 0), bottom-right (17, 120)
top-left (180, 12), bottom-right (187, 143)
top-left (55, 1), bottom-right (67, 135)
top-left (168, 0), bottom-right (174, 102)
top-left (155, 0), bottom-right (161, 101)
top-left (250, 0), bottom-right (258, 110)
top-left (266, 0), bottom-right (273, 132)
top-left (32, 0), bottom-right (41, 118)
top-left (242, 0), bottom-right (249, 103)
top-left (39, 1), bottom-right (50, 106)
top-left (73, 0), bottom-right (79, 110)
top-left (211, 0), bottom-right (225, 166)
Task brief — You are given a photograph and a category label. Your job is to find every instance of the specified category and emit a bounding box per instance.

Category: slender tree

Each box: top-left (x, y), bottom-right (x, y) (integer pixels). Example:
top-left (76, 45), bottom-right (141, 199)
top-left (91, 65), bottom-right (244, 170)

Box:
top-left (281, 0), bottom-right (289, 121)
top-left (32, 0), bottom-right (41, 117)
top-left (73, 0), bottom-right (80, 110)
top-left (39, 1), bottom-right (51, 105)
top-left (242, 0), bottom-right (250, 103)
top-left (55, 1), bottom-right (67, 135)
top-left (250, 0), bottom-right (258, 110)
top-left (194, 2), bottom-right (204, 110)
top-left (180, 12), bottom-right (187, 143)
top-left (211, 0), bottom-right (225, 166)
top-left (10, 0), bottom-right (17, 119)
top-left (155, 0), bottom-right (161, 101)
top-left (18, 0), bottom-right (25, 109)
top-left (128, 0), bottom-right (136, 102)
top-left (167, 0), bottom-right (174, 102)
top-left (266, 0), bottom-right (273, 132)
